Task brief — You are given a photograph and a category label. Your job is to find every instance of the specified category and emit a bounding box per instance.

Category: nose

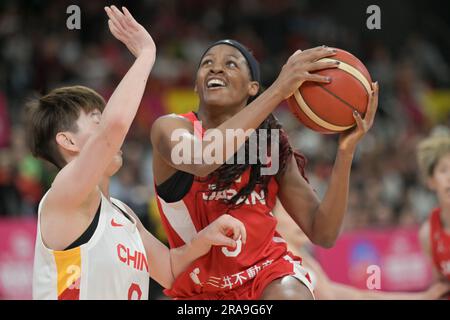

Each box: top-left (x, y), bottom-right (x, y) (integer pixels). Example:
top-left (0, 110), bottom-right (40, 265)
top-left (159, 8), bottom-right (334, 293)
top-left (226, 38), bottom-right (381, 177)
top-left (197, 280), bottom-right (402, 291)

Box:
top-left (209, 61), bottom-right (224, 74)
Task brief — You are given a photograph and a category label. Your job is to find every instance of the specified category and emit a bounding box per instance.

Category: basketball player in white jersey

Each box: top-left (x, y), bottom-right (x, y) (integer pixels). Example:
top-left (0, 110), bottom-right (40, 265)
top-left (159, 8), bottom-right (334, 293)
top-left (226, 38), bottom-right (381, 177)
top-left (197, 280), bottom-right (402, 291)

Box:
top-left (27, 6), bottom-right (246, 300)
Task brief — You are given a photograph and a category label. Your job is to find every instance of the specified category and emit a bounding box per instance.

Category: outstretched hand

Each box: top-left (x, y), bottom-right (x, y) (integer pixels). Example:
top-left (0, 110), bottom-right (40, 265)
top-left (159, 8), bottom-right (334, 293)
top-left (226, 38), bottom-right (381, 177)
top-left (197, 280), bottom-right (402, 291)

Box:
top-left (338, 81), bottom-right (379, 153)
top-left (104, 6), bottom-right (156, 59)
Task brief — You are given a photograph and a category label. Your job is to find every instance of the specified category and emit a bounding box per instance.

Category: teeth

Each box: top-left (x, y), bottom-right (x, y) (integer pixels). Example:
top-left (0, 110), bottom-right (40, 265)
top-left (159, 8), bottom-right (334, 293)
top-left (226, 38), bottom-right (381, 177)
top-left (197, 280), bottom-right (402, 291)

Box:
top-left (207, 79), bottom-right (225, 88)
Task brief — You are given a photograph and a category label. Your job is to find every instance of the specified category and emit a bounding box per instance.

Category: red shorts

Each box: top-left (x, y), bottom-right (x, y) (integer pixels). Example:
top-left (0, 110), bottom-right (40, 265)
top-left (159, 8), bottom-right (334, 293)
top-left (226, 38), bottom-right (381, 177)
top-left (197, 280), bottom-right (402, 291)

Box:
top-left (165, 254), bottom-right (315, 300)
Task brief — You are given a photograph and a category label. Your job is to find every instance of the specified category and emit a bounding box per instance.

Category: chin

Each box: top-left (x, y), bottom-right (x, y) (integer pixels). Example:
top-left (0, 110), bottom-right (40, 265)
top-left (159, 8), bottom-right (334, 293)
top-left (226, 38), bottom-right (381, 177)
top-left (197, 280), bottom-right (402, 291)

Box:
top-left (107, 157), bottom-right (123, 177)
top-left (203, 95), bottom-right (236, 108)
top-left (112, 164), bottom-right (123, 176)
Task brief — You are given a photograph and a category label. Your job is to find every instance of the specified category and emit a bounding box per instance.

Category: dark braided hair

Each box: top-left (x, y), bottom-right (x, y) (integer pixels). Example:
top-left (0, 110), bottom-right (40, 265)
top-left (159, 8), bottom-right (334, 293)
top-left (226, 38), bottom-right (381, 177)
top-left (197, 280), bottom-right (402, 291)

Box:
top-left (201, 113), bottom-right (308, 210)
top-left (198, 40), bottom-right (308, 209)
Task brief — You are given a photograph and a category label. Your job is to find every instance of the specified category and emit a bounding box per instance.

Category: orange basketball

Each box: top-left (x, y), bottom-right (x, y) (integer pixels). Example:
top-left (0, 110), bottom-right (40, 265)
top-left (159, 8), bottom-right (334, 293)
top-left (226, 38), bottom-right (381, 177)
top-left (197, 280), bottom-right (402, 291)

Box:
top-left (286, 48), bottom-right (372, 134)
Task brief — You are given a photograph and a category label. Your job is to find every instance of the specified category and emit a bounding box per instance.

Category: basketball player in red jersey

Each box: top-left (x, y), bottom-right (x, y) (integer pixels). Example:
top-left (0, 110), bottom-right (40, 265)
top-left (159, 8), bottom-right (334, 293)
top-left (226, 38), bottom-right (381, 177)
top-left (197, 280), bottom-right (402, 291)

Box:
top-left (150, 40), bottom-right (379, 299)
top-left (29, 6), bottom-right (246, 300)
top-left (275, 198), bottom-right (450, 299)
top-left (418, 130), bottom-right (450, 293)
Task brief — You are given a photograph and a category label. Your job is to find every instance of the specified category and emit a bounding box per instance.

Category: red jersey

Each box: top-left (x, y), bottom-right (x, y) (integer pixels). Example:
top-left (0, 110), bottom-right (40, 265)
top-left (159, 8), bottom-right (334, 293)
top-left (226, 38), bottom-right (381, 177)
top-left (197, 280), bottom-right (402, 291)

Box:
top-left (429, 208), bottom-right (450, 281)
top-left (155, 112), bottom-right (313, 299)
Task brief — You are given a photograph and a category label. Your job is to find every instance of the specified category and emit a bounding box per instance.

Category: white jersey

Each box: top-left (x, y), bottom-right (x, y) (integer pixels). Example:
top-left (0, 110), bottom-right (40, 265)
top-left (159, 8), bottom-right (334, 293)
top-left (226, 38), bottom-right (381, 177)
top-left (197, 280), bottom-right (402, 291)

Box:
top-left (32, 192), bottom-right (149, 300)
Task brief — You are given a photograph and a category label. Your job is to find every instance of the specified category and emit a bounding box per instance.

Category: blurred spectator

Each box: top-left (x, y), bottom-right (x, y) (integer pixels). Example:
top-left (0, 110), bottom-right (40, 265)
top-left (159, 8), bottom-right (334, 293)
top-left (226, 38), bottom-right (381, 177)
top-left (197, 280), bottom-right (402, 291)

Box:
top-left (0, 149), bottom-right (21, 216)
top-left (0, 92), bottom-right (11, 148)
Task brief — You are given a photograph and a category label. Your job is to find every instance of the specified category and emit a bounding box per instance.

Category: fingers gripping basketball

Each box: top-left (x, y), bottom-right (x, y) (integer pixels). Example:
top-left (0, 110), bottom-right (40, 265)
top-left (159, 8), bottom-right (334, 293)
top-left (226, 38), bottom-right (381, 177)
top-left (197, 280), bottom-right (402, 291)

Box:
top-left (287, 48), bottom-right (373, 134)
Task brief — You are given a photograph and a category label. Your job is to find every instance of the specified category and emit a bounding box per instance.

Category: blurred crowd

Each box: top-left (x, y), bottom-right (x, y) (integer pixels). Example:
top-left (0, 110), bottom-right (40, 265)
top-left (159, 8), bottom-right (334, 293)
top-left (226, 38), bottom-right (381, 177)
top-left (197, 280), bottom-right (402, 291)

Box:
top-left (1, 0), bottom-right (450, 237)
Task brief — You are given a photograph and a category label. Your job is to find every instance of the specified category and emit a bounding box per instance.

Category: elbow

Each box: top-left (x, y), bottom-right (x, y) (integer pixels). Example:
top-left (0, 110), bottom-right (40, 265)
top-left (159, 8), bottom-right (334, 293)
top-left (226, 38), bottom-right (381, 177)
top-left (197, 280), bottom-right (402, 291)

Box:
top-left (307, 208), bottom-right (341, 248)
top-left (318, 238), bottom-right (336, 249)
top-left (310, 233), bottom-right (337, 249)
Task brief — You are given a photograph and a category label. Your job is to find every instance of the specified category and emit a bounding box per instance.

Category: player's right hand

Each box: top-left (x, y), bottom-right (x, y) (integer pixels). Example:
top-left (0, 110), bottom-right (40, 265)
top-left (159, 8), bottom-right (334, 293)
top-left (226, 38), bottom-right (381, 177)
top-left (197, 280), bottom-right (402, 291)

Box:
top-left (198, 214), bottom-right (247, 249)
top-left (105, 6), bottom-right (156, 60)
top-left (271, 46), bottom-right (340, 100)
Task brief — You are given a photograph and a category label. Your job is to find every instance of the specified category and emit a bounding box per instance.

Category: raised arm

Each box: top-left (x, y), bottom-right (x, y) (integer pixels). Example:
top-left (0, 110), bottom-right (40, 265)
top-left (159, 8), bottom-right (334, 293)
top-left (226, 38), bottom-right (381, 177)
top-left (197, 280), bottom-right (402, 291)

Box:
top-left (151, 47), bottom-right (340, 180)
top-left (277, 82), bottom-right (379, 248)
top-left (47, 6), bottom-right (156, 209)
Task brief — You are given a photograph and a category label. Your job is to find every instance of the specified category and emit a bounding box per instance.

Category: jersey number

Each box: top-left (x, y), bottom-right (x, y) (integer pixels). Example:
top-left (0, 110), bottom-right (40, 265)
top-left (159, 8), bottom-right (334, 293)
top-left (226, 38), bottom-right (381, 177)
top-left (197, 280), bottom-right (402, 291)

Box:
top-left (128, 283), bottom-right (142, 300)
top-left (221, 239), bottom-right (242, 257)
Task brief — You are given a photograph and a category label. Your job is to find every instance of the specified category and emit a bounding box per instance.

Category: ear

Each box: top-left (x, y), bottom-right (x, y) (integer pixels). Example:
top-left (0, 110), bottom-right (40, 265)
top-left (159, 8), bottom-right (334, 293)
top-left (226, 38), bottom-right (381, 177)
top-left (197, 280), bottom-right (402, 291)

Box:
top-left (426, 176), bottom-right (436, 191)
top-left (248, 81), bottom-right (260, 97)
top-left (55, 132), bottom-right (79, 153)
top-left (194, 84), bottom-right (198, 93)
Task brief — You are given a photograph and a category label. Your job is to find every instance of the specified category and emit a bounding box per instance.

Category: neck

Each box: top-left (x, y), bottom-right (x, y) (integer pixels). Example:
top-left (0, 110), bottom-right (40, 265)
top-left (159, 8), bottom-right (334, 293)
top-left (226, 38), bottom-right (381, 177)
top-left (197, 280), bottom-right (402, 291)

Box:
top-left (99, 176), bottom-right (110, 199)
top-left (197, 102), bottom-right (246, 129)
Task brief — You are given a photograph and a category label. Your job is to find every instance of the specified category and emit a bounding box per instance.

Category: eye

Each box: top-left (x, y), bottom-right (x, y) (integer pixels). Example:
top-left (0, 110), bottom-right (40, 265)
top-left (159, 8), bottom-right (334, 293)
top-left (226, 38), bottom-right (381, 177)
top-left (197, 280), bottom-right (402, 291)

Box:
top-left (91, 111), bottom-right (102, 122)
top-left (226, 60), bottom-right (237, 68)
top-left (201, 59), bottom-right (212, 66)
top-left (437, 164), bottom-right (449, 175)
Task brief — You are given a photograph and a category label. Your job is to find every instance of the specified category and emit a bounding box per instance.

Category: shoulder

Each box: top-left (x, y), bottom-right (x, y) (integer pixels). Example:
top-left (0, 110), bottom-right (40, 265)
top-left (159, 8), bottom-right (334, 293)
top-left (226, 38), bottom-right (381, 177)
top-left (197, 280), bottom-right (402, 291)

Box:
top-left (151, 114), bottom-right (193, 133)
top-left (150, 114), bottom-right (194, 143)
top-left (42, 178), bottom-right (76, 213)
top-left (39, 187), bottom-right (95, 250)
top-left (153, 113), bottom-right (191, 123)
top-left (45, 160), bottom-right (94, 210)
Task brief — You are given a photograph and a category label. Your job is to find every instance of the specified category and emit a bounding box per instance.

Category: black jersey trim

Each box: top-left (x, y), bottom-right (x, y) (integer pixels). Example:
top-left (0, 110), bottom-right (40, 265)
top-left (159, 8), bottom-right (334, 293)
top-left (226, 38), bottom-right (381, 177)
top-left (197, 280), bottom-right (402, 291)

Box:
top-left (64, 201), bottom-right (101, 250)
top-left (63, 198), bottom-right (134, 251)
top-left (155, 170), bottom-right (194, 203)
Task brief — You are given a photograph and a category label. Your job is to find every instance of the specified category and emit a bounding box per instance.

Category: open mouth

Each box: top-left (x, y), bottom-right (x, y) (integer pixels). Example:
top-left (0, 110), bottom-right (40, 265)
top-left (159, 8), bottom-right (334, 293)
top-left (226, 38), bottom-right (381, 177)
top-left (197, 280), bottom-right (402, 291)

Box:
top-left (206, 78), bottom-right (227, 89)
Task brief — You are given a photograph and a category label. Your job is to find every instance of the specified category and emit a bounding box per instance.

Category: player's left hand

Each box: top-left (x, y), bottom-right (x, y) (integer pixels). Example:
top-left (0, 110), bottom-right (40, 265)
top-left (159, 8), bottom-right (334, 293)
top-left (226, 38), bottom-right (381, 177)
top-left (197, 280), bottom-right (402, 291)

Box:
top-left (197, 214), bottom-right (247, 249)
top-left (104, 6), bottom-right (156, 60)
top-left (338, 81), bottom-right (379, 153)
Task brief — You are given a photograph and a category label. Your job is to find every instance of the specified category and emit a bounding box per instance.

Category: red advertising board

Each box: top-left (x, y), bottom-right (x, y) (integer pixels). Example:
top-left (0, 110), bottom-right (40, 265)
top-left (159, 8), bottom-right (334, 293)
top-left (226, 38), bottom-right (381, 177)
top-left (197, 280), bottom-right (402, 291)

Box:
top-left (314, 227), bottom-right (433, 291)
top-left (0, 218), bottom-right (37, 300)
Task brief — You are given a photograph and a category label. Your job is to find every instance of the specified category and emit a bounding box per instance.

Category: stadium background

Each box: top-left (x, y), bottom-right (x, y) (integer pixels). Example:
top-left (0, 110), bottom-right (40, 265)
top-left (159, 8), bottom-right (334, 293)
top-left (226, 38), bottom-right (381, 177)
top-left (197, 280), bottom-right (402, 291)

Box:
top-left (0, 0), bottom-right (449, 299)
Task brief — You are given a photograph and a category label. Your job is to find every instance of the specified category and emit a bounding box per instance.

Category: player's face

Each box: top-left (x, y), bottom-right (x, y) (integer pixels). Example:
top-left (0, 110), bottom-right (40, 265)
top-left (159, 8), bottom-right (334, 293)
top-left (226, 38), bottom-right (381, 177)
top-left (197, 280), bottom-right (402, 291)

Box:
top-left (429, 153), bottom-right (450, 206)
top-left (195, 45), bottom-right (259, 109)
top-left (73, 108), bottom-right (103, 149)
top-left (65, 108), bottom-right (123, 173)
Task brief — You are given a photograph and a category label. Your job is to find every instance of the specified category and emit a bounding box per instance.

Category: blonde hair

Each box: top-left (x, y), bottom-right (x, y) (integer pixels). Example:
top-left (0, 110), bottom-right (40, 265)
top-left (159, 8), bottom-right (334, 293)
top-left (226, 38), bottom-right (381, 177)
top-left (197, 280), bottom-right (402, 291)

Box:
top-left (417, 127), bottom-right (450, 180)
